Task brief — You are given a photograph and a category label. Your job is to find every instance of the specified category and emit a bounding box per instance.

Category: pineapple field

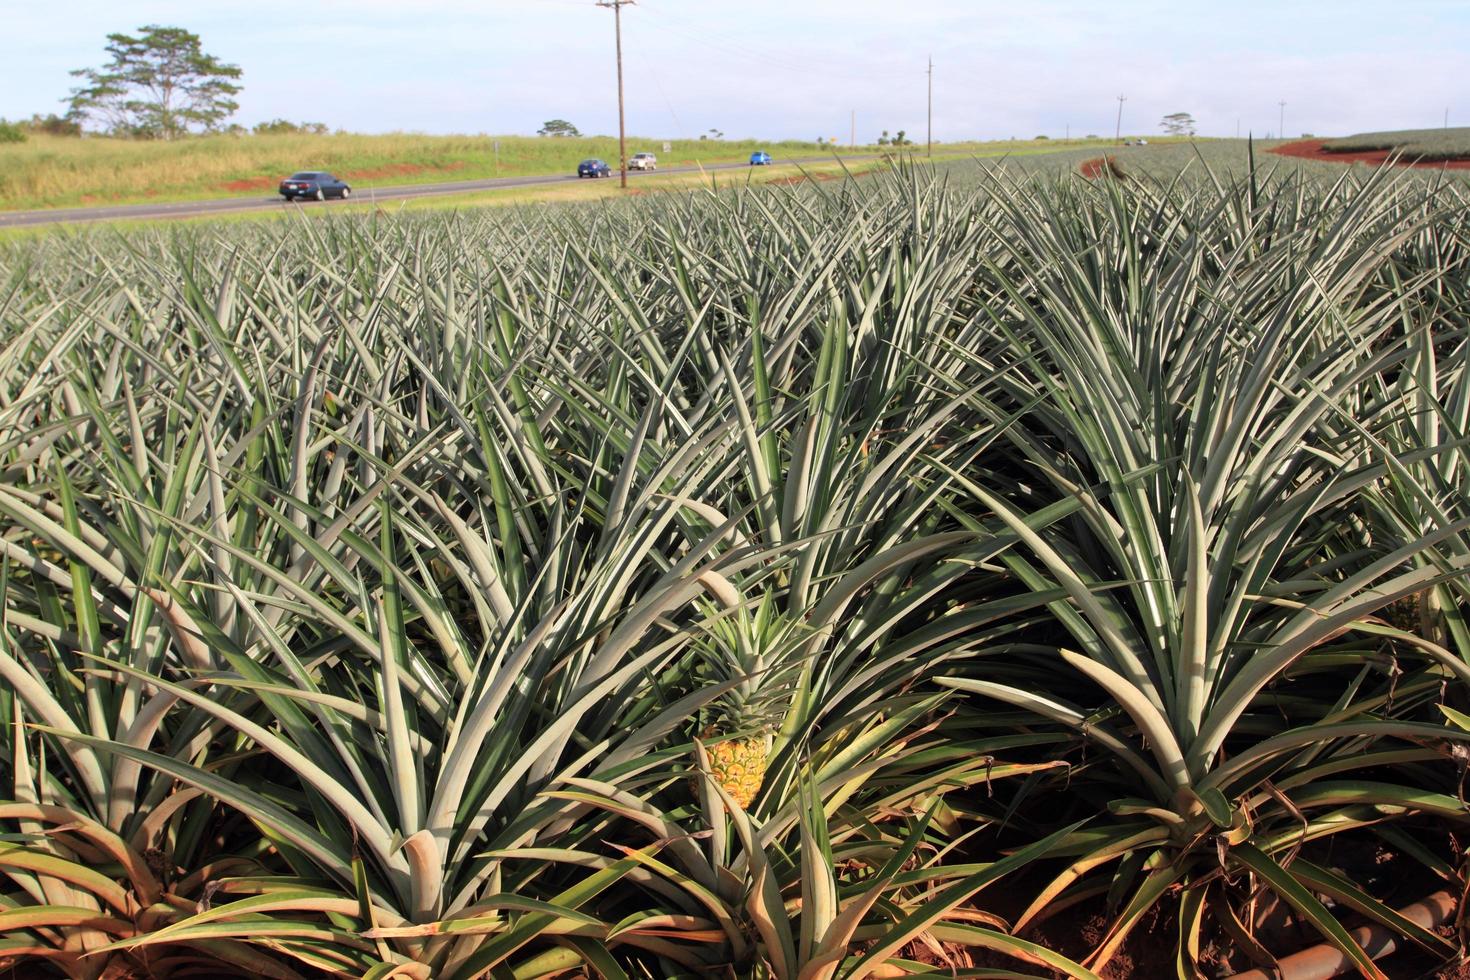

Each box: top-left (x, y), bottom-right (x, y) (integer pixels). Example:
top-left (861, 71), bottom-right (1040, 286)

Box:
top-left (1, 159), bottom-right (1469, 978)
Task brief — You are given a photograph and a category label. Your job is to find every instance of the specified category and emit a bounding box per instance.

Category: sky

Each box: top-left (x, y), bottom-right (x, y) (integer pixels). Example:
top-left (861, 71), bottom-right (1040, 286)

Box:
top-left (3, 1), bottom-right (1467, 143)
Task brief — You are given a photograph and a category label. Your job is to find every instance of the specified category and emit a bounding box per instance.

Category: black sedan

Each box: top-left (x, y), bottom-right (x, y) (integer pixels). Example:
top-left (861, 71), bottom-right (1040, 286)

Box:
top-left (577, 159), bottom-right (613, 178)
top-left (279, 172), bottom-right (352, 201)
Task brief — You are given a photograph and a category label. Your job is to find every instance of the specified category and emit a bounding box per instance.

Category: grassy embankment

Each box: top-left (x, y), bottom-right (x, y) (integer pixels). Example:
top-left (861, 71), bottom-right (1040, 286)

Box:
top-left (0, 131), bottom-right (1183, 211)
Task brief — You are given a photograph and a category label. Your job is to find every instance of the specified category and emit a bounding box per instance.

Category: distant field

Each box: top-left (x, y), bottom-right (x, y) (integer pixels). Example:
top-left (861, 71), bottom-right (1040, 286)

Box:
top-left (8, 136), bottom-right (1458, 231)
top-left (1322, 127), bottom-right (1470, 161)
top-left (944, 139), bottom-right (1274, 181)
top-left (982, 138), bottom-right (1470, 184)
top-left (0, 132), bottom-right (1186, 211)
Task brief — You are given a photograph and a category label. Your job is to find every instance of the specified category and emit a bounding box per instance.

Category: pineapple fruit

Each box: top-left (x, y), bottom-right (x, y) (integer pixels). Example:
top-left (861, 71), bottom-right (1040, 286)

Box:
top-left (692, 592), bottom-right (807, 810)
top-left (1384, 590), bottom-right (1422, 633)
top-left (702, 728), bottom-right (772, 810)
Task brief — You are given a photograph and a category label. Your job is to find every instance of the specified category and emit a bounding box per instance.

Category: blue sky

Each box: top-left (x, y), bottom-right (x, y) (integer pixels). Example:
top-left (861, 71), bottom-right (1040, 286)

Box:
top-left (4, 1), bottom-right (1466, 141)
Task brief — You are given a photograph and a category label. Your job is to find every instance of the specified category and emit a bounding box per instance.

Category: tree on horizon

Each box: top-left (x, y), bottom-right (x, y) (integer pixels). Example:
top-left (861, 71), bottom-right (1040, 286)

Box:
top-left (66, 25), bottom-right (242, 139)
top-left (1161, 112), bottom-right (1197, 136)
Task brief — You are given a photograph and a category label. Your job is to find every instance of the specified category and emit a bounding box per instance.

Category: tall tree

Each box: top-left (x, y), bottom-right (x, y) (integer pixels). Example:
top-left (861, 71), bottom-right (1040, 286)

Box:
top-left (66, 26), bottom-right (242, 139)
top-left (1160, 112), bottom-right (1197, 136)
top-left (537, 119), bottom-right (581, 137)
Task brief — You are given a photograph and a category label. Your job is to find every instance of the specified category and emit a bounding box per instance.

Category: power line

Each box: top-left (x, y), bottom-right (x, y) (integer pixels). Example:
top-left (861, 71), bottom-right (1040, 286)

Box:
top-left (926, 55), bottom-right (933, 157)
top-left (647, 64), bottom-right (687, 137)
top-left (596, 0), bottom-right (634, 188)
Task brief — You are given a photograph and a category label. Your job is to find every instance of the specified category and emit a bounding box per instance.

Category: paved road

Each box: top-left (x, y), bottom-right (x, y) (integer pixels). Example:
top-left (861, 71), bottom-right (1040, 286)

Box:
top-left (0, 155), bottom-right (871, 229)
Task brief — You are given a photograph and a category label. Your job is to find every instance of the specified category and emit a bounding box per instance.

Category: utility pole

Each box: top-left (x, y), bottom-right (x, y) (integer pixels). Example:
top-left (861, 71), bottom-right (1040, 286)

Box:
top-left (1278, 100), bottom-right (1286, 140)
top-left (926, 56), bottom-right (933, 157)
top-left (1115, 94), bottom-right (1126, 144)
top-left (1447, 107), bottom-right (1451, 129)
top-left (597, 0), bottom-right (634, 189)
top-left (851, 109), bottom-right (855, 147)
top-left (1066, 122), bottom-right (1070, 140)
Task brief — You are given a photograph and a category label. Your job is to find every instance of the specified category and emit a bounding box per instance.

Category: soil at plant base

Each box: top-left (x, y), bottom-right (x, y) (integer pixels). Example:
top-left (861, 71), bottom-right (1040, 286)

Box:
top-left (967, 896), bottom-right (1469, 979)
top-left (1270, 139), bottom-right (1470, 170)
top-left (959, 823), bottom-right (1468, 979)
top-left (994, 900), bottom-right (1204, 978)
top-left (1427, 951), bottom-right (1470, 979)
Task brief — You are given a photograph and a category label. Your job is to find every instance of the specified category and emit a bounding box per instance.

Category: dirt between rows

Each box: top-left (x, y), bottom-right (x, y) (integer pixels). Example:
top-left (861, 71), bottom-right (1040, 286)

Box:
top-left (1270, 139), bottom-right (1470, 170)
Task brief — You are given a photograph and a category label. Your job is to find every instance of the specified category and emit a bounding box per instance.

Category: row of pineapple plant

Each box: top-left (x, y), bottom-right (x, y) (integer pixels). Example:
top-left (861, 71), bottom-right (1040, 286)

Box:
top-left (0, 158), bottom-right (1465, 977)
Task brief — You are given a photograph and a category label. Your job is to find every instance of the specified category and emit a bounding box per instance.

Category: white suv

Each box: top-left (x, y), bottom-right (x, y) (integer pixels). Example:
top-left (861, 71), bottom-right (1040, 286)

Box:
top-left (629, 152), bottom-right (657, 171)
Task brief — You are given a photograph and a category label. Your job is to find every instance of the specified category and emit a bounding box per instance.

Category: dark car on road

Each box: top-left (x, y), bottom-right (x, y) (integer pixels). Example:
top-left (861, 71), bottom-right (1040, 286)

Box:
top-left (577, 159), bottom-right (613, 178)
top-left (279, 172), bottom-right (352, 201)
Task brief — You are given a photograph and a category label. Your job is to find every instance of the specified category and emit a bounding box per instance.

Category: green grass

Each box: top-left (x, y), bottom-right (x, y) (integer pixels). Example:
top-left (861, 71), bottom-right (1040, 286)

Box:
top-left (1323, 127), bottom-right (1470, 160)
top-left (0, 130), bottom-right (1188, 212)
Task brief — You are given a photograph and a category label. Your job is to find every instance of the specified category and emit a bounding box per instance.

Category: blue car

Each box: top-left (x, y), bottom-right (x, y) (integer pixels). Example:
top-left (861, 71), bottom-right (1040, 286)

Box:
top-left (578, 159), bottom-right (613, 178)
top-left (278, 171), bottom-right (352, 201)
top-left (749, 151), bottom-right (772, 166)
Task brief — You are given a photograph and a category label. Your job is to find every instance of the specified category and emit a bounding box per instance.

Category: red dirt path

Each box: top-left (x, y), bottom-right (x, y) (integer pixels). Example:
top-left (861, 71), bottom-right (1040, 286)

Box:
top-left (1270, 139), bottom-right (1470, 170)
top-left (1079, 156), bottom-right (1126, 179)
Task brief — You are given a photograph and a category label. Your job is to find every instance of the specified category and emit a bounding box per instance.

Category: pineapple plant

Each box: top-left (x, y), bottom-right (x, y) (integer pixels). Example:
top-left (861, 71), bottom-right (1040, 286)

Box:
top-left (692, 592), bottom-right (810, 810)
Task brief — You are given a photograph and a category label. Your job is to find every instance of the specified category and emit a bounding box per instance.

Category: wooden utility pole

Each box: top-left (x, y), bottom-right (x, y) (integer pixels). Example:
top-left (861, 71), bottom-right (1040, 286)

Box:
top-left (926, 56), bottom-right (933, 157)
top-left (1115, 94), bottom-right (1126, 144)
top-left (1278, 100), bottom-right (1286, 140)
top-left (597, 0), bottom-right (635, 188)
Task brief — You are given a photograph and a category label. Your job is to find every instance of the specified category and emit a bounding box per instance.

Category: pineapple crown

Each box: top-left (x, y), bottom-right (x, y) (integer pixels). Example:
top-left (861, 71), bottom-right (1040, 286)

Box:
top-left (690, 590), bottom-right (815, 734)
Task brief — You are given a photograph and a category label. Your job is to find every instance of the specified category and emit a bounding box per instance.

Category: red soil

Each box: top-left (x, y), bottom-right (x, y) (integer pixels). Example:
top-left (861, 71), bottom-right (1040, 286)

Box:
top-left (1270, 139), bottom-right (1470, 170)
top-left (1079, 156), bottom-right (1126, 179)
top-left (218, 161), bottom-right (468, 193)
top-left (220, 176), bottom-right (280, 192)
